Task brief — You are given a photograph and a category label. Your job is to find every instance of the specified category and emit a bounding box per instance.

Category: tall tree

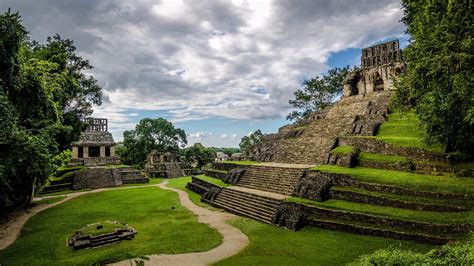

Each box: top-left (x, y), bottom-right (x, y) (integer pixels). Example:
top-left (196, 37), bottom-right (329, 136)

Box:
top-left (239, 129), bottom-right (263, 155)
top-left (394, 0), bottom-right (473, 152)
top-left (0, 10), bottom-right (103, 208)
top-left (287, 67), bottom-right (349, 121)
top-left (121, 118), bottom-right (187, 167)
top-left (183, 143), bottom-right (216, 169)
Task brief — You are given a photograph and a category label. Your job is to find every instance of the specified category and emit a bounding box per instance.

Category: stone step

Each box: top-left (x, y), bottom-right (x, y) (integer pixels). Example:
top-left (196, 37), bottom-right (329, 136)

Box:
top-left (237, 186), bottom-right (293, 195)
top-left (308, 218), bottom-right (452, 245)
top-left (90, 237), bottom-right (122, 247)
top-left (217, 193), bottom-right (280, 212)
top-left (221, 189), bottom-right (281, 206)
top-left (237, 182), bottom-right (295, 193)
top-left (210, 188), bottom-right (282, 224)
top-left (214, 197), bottom-right (276, 217)
top-left (211, 201), bottom-right (274, 223)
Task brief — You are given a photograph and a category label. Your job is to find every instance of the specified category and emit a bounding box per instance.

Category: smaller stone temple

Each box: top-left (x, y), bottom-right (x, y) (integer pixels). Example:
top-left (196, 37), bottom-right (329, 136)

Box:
top-left (343, 39), bottom-right (406, 97)
top-left (145, 151), bottom-right (195, 178)
top-left (69, 118), bottom-right (120, 166)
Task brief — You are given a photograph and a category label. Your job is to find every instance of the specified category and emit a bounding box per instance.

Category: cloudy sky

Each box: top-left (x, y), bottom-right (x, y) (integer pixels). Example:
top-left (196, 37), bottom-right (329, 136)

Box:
top-left (1, 0), bottom-right (407, 147)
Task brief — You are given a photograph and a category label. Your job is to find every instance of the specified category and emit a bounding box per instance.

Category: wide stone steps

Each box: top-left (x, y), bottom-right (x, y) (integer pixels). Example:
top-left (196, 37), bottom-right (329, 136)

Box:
top-left (236, 166), bottom-right (305, 195)
top-left (212, 188), bottom-right (282, 223)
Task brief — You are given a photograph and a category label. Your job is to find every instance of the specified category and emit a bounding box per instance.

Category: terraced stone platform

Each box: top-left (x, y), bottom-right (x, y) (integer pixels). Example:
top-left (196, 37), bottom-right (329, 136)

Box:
top-left (236, 164), bottom-right (307, 195)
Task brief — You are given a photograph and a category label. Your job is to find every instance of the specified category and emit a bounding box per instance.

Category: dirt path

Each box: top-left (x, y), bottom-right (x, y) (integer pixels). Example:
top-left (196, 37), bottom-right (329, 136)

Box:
top-left (1, 181), bottom-right (249, 265)
top-left (0, 184), bottom-right (159, 251)
top-left (113, 181), bottom-right (249, 266)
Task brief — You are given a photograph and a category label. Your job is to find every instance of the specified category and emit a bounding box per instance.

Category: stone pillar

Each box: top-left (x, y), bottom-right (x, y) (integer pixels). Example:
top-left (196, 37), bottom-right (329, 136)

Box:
top-left (83, 146), bottom-right (89, 158)
top-left (72, 146), bottom-right (78, 159)
top-left (100, 146), bottom-right (106, 157)
top-left (110, 146), bottom-right (115, 157)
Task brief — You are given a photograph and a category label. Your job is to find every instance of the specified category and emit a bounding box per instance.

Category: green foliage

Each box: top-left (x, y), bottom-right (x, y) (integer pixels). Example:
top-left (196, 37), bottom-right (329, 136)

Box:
top-left (394, 0), bottom-right (474, 152)
top-left (0, 187), bottom-right (222, 265)
top-left (287, 66), bottom-right (350, 121)
top-left (120, 118), bottom-right (187, 167)
top-left (353, 242), bottom-right (473, 266)
top-left (330, 146), bottom-right (355, 156)
top-left (183, 143), bottom-right (216, 169)
top-left (375, 111), bottom-right (443, 152)
top-left (0, 10), bottom-right (103, 208)
top-left (239, 129), bottom-right (263, 155)
top-left (49, 149), bottom-right (72, 174)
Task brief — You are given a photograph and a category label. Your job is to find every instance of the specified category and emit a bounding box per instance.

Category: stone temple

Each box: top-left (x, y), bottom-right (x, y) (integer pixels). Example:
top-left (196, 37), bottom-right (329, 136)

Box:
top-left (69, 118), bottom-right (120, 166)
top-left (343, 40), bottom-right (405, 97)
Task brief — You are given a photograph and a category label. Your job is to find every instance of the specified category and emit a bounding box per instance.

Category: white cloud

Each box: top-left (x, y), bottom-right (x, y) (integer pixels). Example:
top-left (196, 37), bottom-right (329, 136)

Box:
top-left (5, 0), bottom-right (406, 140)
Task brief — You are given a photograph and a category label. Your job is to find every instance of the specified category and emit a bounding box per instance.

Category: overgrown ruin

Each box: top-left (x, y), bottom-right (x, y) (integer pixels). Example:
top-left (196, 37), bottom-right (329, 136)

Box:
top-left (187, 40), bottom-right (474, 245)
top-left (145, 150), bottom-right (196, 178)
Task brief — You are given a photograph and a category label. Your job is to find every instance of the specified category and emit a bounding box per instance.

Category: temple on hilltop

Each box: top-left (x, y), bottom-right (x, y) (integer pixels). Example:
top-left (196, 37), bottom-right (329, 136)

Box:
top-left (69, 118), bottom-right (120, 166)
top-left (247, 39), bottom-right (406, 165)
top-left (343, 40), bottom-right (405, 97)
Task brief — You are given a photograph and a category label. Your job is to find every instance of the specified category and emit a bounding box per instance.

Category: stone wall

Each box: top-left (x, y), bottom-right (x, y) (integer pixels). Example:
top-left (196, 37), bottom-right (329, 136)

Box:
top-left (73, 167), bottom-right (148, 189)
top-left (73, 168), bottom-right (122, 189)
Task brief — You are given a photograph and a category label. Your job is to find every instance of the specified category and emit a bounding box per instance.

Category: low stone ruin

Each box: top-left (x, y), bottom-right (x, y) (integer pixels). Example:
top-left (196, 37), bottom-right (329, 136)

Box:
top-left (67, 221), bottom-right (137, 250)
top-left (145, 150), bottom-right (196, 178)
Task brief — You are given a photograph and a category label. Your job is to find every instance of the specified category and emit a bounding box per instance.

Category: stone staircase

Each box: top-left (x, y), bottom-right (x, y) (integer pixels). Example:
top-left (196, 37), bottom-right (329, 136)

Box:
top-left (237, 165), bottom-right (306, 195)
top-left (210, 188), bottom-right (282, 223)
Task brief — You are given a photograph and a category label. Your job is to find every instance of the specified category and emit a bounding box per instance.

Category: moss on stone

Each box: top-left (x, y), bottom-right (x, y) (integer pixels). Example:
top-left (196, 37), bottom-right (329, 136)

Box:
top-left (330, 146), bottom-right (355, 155)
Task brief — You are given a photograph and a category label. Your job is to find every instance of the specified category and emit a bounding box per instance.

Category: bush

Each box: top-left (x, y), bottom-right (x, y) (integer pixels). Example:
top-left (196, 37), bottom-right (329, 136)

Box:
top-left (353, 242), bottom-right (473, 265)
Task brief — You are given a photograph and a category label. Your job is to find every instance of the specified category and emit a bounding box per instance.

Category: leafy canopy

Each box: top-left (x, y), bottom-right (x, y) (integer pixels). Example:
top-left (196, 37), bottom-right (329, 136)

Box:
top-left (120, 118), bottom-right (187, 167)
top-left (0, 10), bottom-right (102, 208)
top-left (183, 143), bottom-right (216, 169)
top-left (239, 129), bottom-right (263, 155)
top-left (394, 0), bottom-right (474, 152)
top-left (287, 67), bottom-right (349, 121)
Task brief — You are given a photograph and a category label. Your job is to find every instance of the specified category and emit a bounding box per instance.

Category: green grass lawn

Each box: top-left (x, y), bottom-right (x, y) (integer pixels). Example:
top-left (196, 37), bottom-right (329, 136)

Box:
top-left (215, 218), bottom-right (433, 266)
top-left (0, 186), bottom-right (222, 265)
top-left (312, 165), bottom-right (474, 195)
top-left (375, 111), bottom-right (443, 152)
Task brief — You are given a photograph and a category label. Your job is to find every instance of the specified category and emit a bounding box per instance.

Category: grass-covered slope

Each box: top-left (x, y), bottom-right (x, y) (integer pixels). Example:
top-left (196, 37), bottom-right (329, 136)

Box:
top-left (0, 186), bottom-right (222, 265)
top-left (375, 111), bottom-right (443, 152)
top-left (312, 165), bottom-right (474, 195)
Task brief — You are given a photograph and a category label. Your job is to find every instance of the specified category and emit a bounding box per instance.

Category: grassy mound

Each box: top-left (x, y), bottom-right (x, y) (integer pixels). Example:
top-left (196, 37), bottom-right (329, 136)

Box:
top-left (375, 111), bottom-right (443, 152)
top-left (0, 186), bottom-right (222, 265)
